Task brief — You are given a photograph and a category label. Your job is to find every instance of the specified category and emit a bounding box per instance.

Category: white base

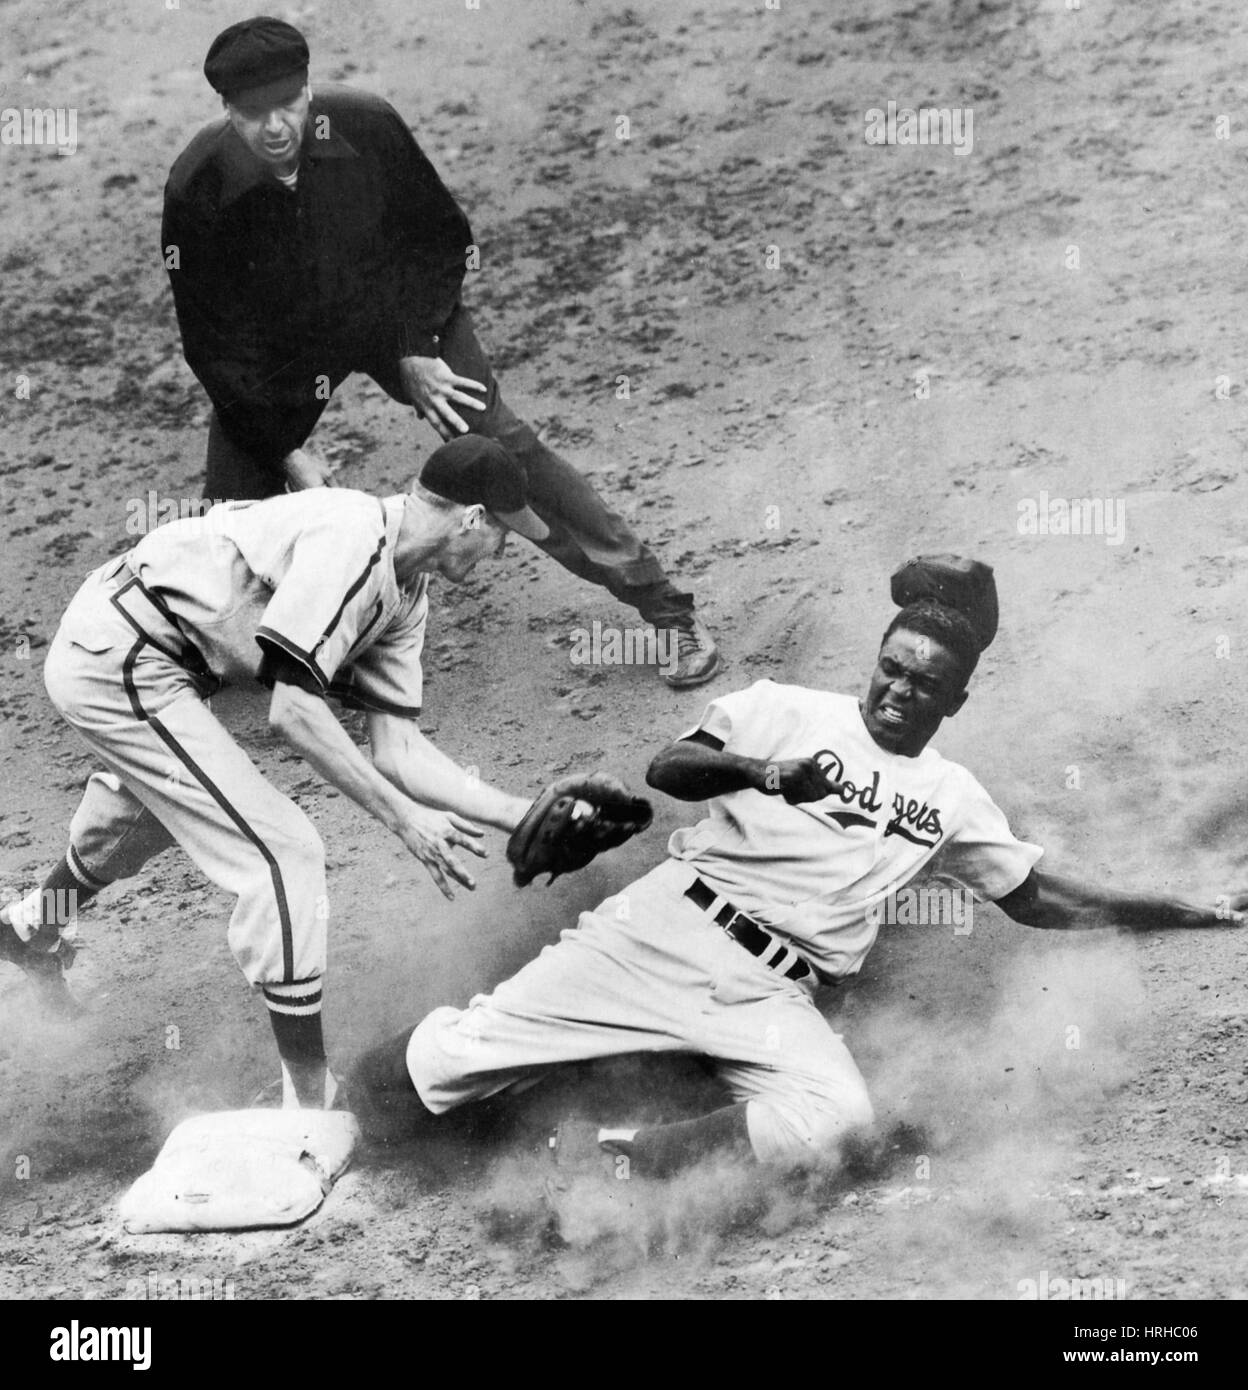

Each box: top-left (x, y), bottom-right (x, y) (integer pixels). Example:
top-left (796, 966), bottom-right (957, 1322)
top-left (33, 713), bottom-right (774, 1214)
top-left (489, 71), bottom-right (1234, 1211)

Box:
top-left (118, 1108), bottom-right (359, 1234)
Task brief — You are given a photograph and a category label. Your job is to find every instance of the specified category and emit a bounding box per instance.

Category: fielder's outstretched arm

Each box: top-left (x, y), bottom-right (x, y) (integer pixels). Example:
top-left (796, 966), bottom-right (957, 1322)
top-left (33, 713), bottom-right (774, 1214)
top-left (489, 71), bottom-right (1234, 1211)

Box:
top-left (366, 709), bottom-right (529, 833)
top-left (268, 682), bottom-right (486, 900)
top-left (994, 869), bottom-right (1246, 932)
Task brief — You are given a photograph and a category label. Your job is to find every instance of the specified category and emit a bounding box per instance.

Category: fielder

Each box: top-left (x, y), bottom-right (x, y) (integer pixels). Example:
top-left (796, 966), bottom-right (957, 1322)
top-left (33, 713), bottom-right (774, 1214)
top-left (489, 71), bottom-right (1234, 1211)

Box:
top-left (0, 438), bottom-right (646, 1109)
top-left (161, 16), bottom-right (719, 688)
top-left (346, 559), bottom-right (1245, 1176)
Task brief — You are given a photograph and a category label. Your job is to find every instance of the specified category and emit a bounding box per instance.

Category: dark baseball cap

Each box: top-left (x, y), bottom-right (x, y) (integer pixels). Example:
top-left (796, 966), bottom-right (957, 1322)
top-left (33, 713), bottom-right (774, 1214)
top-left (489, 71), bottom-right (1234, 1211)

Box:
top-left (419, 437), bottom-right (550, 542)
top-left (204, 17), bottom-right (310, 99)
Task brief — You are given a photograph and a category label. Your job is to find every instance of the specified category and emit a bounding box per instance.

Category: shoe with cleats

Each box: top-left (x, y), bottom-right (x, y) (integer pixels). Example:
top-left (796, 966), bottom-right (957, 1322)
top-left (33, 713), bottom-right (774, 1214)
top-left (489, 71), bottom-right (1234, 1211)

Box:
top-left (0, 901), bottom-right (80, 1016)
top-left (662, 615), bottom-right (720, 688)
top-left (542, 1118), bottom-right (641, 1244)
top-left (250, 1065), bottom-right (342, 1111)
top-left (546, 1117), bottom-right (619, 1180)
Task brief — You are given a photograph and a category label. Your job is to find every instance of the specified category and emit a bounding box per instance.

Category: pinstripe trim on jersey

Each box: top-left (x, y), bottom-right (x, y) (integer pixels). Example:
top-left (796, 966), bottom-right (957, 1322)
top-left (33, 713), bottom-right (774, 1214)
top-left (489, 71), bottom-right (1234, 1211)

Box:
top-left (327, 680), bottom-right (422, 719)
top-left (120, 634), bottom-right (297, 982)
top-left (326, 594), bottom-right (422, 715)
top-left (312, 524), bottom-right (388, 662)
top-left (344, 597), bottom-right (385, 657)
top-left (67, 844), bottom-right (110, 891)
top-left (255, 627), bottom-right (328, 691)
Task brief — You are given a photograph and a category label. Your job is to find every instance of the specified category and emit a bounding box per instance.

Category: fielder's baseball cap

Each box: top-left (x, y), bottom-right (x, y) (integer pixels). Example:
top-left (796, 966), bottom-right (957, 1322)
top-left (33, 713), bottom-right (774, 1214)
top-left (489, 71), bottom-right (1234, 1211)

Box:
top-left (204, 17), bottom-right (310, 100)
top-left (419, 437), bottom-right (550, 542)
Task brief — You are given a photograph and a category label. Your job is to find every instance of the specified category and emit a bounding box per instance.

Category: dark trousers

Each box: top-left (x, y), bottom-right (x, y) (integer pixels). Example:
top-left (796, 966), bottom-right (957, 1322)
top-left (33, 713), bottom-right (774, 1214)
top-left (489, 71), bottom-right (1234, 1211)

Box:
top-left (204, 306), bottom-right (693, 624)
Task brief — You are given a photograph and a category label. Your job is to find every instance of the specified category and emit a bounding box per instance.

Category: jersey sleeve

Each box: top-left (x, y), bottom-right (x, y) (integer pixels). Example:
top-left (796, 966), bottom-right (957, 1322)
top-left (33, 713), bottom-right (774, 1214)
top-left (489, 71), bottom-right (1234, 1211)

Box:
top-left (254, 507), bottom-right (391, 692)
top-left (930, 769), bottom-right (1044, 902)
top-left (683, 679), bottom-right (801, 757)
top-left (328, 578), bottom-right (428, 717)
top-left (257, 644), bottom-right (327, 697)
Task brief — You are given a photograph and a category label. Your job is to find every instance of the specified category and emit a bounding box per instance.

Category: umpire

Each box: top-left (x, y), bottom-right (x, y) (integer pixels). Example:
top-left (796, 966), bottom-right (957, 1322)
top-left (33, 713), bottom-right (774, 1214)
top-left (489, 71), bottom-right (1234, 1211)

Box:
top-left (161, 16), bottom-right (719, 689)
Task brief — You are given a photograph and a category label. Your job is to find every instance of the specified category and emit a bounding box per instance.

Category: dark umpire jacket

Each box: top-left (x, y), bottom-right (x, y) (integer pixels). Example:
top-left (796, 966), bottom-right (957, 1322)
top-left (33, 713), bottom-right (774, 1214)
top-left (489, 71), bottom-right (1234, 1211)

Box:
top-left (162, 86), bottom-right (471, 466)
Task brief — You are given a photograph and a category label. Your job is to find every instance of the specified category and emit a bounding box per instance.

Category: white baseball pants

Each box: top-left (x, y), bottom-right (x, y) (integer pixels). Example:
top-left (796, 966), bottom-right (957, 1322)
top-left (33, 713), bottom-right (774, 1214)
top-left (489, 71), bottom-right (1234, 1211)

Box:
top-left (41, 559), bottom-right (327, 993)
top-left (407, 859), bottom-right (875, 1166)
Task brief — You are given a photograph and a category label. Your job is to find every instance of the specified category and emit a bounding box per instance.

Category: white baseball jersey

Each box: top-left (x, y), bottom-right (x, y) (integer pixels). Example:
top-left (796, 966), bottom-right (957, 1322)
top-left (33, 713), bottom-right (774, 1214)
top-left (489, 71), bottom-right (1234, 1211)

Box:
top-left (127, 489), bottom-right (429, 716)
top-left (407, 678), bottom-right (1041, 1165)
top-left (43, 488), bottom-right (434, 1007)
top-left (667, 680), bottom-right (1043, 980)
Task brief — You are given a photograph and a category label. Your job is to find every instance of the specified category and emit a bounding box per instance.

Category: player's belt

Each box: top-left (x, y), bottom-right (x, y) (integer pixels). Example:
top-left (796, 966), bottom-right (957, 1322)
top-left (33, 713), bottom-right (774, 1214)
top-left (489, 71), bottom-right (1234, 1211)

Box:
top-left (684, 877), bottom-right (827, 986)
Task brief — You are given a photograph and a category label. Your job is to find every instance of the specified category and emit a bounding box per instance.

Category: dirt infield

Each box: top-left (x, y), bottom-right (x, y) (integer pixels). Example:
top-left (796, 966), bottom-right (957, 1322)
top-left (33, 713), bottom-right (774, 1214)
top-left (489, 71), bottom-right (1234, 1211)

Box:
top-left (1, 0), bottom-right (1246, 1300)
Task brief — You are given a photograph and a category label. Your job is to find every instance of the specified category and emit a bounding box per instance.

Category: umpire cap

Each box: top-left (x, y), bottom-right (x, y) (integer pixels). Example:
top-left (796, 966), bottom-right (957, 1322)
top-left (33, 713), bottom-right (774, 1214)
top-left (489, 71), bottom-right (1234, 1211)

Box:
top-left (419, 437), bottom-right (551, 542)
top-left (204, 17), bottom-right (310, 99)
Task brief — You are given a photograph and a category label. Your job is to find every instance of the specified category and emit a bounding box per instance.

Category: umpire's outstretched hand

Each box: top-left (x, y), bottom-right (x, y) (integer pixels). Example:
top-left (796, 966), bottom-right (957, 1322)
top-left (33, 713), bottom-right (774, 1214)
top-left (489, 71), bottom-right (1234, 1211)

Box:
top-left (399, 355), bottom-right (487, 440)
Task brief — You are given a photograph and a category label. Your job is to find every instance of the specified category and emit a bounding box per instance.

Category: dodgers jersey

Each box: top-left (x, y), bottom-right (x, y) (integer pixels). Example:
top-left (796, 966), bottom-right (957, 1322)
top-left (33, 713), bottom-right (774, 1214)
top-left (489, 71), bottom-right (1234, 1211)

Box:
top-left (126, 489), bottom-right (429, 716)
top-left (667, 680), bottom-right (1043, 979)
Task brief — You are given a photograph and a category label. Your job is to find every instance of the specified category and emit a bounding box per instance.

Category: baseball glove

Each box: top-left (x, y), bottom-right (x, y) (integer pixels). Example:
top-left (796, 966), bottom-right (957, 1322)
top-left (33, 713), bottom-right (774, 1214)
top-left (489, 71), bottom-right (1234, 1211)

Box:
top-left (507, 773), bottom-right (653, 887)
top-left (890, 553), bottom-right (999, 650)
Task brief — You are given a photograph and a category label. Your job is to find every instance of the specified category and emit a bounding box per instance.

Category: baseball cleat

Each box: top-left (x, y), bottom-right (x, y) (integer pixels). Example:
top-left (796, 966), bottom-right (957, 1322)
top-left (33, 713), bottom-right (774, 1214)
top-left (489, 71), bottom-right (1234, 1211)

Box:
top-left (544, 1117), bottom-right (625, 1184)
top-left (663, 616), bottom-right (720, 689)
top-left (250, 1064), bottom-right (341, 1111)
top-left (248, 1077), bottom-right (287, 1109)
top-left (542, 1118), bottom-right (641, 1244)
top-left (0, 902), bottom-right (81, 1017)
top-left (0, 903), bottom-right (27, 966)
